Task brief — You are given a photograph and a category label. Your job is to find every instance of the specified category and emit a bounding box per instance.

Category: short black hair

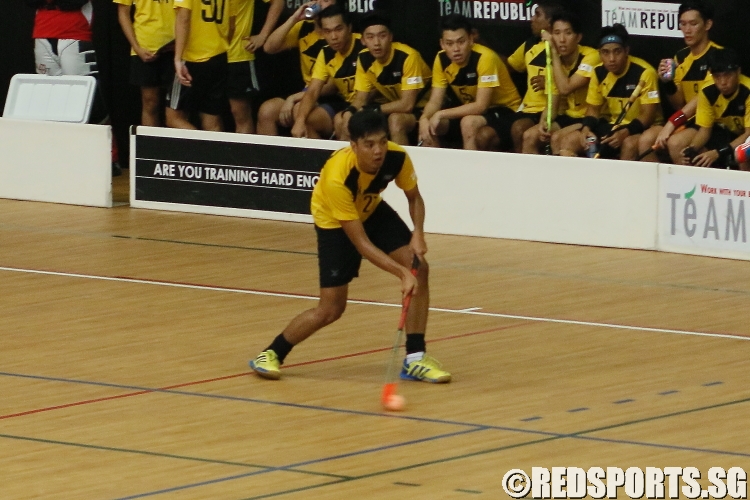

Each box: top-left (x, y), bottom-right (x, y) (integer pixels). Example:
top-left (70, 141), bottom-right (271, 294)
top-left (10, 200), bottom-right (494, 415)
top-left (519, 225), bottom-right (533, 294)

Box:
top-left (359, 10), bottom-right (391, 32)
top-left (599, 23), bottom-right (630, 47)
top-left (440, 14), bottom-right (473, 35)
top-left (550, 10), bottom-right (582, 35)
top-left (679, 0), bottom-right (714, 22)
top-left (318, 4), bottom-right (351, 26)
top-left (535, 1), bottom-right (563, 21)
top-left (348, 110), bottom-right (388, 142)
top-left (709, 48), bottom-right (741, 74)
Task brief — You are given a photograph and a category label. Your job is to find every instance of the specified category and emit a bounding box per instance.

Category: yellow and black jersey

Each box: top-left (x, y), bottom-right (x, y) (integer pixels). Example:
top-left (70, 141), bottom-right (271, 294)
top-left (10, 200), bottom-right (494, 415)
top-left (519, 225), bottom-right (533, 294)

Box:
top-left (113, 0), bottom-right (175, 56)
top-left (311, 142), bottom-right (417, 229)
top-left (695, 74), bottom-right (750, 136)
top-left (587, 56), bottom-right (662, 126)
top-left (311, 35), bottom-right (363, 103)
top-left (507, 36), bottom-right (548, 113)
top-left (228, 0), bottom-right (270, 63)
top-left (283, 20), bottom-right (327, 85)
top-left (354, 42), bottom-right (431, 108)
top-left (673, 40), bottom-right (722, 102)
top-left (555, 45), bottom-right (600, 119)
top-left (173, 0), bottom-right (235, 62)
top-left (432, 43), bottom-right (521, 111)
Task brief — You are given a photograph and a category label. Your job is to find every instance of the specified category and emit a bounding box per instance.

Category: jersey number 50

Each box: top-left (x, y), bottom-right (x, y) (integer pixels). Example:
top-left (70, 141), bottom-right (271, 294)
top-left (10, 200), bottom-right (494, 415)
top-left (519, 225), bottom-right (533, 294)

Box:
top-left (201, 0), bottom-right (226, 24)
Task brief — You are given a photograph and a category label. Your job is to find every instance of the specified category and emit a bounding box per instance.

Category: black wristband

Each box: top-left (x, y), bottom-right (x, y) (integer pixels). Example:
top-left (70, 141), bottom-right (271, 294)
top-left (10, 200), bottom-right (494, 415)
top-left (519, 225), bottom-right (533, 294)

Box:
top-left (626, 119), bottom-right (645, 136)
top-left (582, 116), bottom-right (598, 132)
top-left (663, 81), bottom-right (678, 96)
top-left (362, 103), bottom-right (382, 113)
top-left (718, 144), bottom-right (735, 164)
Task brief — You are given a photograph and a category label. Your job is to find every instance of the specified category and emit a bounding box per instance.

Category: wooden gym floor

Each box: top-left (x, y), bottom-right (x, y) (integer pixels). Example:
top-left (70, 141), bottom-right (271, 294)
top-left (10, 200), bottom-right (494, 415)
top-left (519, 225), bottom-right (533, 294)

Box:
top-left (0, 173), bottom-right (748, 499)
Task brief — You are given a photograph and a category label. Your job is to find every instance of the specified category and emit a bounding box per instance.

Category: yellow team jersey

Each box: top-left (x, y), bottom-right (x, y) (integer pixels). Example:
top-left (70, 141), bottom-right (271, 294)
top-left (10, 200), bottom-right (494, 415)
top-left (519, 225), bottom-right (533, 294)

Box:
top-left (311, 142), bottom-right (417, 229)
top-left (507, 37), bottom-right (549, 113)
top-left (695, 74), bottom-right (750, 136)
top-left (174, 0), bottom-right (235, 63)
top-left (311, 35), bottom-right (364, 103)
top-left (432, 43), bottom-right (521, 111)
top-left (354, 41), bottom-right (432, 108)
top-left (228, 0), bottom-right (270, 63)
top-left (587, 56), bottom-right (662, 126)
top-left (113, 0), bottom-right (175, 56)
top-left (283, 20), bottom-right (327, 85)
top-left (673, 41), bottom-right (722, 102)
top-left (554, 45), bottom-right (600, 119)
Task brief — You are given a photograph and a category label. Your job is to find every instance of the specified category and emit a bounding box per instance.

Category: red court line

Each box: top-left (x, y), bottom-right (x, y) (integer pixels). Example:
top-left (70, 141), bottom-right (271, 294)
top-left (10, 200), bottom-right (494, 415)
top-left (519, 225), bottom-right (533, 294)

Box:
top-left (0, 322), bottom-right (528, 421)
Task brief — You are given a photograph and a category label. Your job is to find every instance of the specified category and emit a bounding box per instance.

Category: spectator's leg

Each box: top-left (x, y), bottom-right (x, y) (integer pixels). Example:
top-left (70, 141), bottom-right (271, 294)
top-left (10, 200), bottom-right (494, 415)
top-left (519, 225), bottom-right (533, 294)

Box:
top-left (620, 134), bottom-right (641, 161)
top-left (257, 97), bottom-right (285, 135)
top-left (307, 107), bottom-right (334, 139)
top-left (510, 117), bottom-right (534, 153)
top-left (460, 115), bottom-right (489, 150)
top-left (230, 97), bottom-right (255, 134)
top-left (166, 108), bottom-right (196, 129)
top-left (522, 125), bottom-right (543, 154)
top-left (141, 86), bottom-right (161, 127)
top-left (200, 112), bottom-right (223, 132)
top-left (388, 112), bottom-right (416, 145)
top-left (637, 126), bottom-right (662, 162)
top-left (667, 128), bottom-right (698, 164)
top-left (551, 124), bottom-right (580, 155)
top-left (559, 130), bottom-right (584, 157)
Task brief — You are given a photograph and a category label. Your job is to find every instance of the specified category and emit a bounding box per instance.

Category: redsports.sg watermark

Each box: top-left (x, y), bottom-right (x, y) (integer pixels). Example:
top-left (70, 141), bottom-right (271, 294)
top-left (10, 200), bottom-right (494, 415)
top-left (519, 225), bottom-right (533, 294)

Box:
top-left (503, 467), bottom-right (748, 499)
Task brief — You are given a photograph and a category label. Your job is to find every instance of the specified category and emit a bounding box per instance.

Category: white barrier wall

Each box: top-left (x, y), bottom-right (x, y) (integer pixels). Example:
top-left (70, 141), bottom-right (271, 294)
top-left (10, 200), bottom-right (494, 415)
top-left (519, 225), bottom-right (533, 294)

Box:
top-left (385, 147), bottom-right (659, 250)
top-left (130, 127), bottom-right (750, 261)
top-left (0, 118), bottom-right (112, 207)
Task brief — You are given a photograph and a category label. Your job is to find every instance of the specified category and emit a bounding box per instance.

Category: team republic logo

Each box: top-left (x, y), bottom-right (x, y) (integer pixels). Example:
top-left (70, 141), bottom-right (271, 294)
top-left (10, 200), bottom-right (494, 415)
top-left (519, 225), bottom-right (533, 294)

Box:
top-left (438, 0), bottom-right (538, 22)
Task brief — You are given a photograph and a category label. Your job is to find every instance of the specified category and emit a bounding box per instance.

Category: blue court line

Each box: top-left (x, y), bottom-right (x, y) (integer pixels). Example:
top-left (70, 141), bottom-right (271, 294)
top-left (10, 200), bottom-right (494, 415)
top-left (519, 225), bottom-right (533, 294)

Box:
top-left (112, 427), bottom-right (488, 500)
top-left (4, 369), bottom-right (750, 498)
top-left (0, 371), bottom-right (558, 437)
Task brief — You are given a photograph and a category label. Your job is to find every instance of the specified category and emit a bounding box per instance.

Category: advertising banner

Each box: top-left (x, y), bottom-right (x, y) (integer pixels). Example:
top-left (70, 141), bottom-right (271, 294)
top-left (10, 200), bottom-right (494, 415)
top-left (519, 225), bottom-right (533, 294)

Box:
top-left (132, 128), bottom-right (336, 222)
top-left (658, 164), bottom-right (750, 261)
top-left (601, 0), bottom-right (682, 38)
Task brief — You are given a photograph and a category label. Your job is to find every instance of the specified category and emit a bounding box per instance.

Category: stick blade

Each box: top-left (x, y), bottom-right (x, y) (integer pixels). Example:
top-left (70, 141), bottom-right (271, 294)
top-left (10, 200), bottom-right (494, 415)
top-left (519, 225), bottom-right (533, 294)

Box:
top-left (381, 382), bottom-right (397, 404)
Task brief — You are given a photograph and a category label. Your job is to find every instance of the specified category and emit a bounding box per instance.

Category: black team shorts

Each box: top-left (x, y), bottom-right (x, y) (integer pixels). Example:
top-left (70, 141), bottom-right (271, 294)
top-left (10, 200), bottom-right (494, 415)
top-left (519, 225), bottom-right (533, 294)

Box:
top-left (315, 201), bottom-right (412, 288)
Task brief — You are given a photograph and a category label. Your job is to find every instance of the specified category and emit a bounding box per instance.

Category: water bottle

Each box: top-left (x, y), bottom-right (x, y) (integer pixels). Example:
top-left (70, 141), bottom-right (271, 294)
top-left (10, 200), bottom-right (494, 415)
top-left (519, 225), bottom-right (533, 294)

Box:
top-left (304, 3), bottom-right (322, 18)
top-left (585, 136), bottom-right (599, 158)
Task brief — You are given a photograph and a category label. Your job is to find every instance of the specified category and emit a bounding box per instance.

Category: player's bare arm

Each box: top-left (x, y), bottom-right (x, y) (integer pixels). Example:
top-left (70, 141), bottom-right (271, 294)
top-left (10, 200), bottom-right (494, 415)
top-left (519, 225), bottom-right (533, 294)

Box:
top-left (403, 185), bottom-right (427, 258)
top-left (340, 219), bottom-right (418, 296)
top-left (173, 7), bottom-right (192, 86)
top-left (292, 78), bottom-right (325, 138)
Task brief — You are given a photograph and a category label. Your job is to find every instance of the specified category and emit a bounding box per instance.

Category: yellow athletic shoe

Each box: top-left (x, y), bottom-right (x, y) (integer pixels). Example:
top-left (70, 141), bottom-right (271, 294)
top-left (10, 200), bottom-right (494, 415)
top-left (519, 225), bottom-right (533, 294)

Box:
top-left (400, 355), bottom-right (451, 383)
top-left (249, 349), bottom-right (281, 380)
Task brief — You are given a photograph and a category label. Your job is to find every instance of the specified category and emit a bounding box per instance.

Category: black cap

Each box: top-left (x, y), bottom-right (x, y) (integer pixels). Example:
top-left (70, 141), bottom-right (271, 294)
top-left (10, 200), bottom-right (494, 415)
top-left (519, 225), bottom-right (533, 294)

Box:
top-left (359, 11), bottom-right (391, 32)
top-left (710, 48), bottom-right (741, 74)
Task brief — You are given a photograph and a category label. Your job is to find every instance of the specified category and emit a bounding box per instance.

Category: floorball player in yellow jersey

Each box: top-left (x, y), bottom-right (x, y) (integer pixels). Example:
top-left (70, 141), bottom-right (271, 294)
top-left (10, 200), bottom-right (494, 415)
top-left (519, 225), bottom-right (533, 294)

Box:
top-left (249, 110), bottom-right (451, 384)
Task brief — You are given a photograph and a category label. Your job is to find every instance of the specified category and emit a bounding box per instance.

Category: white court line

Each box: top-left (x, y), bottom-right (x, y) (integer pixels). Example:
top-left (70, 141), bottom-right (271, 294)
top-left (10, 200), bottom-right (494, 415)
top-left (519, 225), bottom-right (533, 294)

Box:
top-left (2, 265), bottom-right (748, 342)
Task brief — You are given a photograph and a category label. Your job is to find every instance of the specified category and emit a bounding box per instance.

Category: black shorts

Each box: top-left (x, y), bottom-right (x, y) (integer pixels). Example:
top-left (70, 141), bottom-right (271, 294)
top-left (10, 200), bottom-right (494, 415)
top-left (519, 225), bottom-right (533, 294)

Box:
top-left (482, 106), bottom-right (516, 148)
top-left (227, 60), bottom-right (260, 100)
top-left (129, 54), bottom-right (175, 88)
top-left (706, 125), bottom-right (740, 168)
top-left (555, 114), bottom-right (584, 129)
top-left (315, 201), bottom-right (412, 288)
top-left (318, 95), bottom-right (349, 119)
top-left (513, 111), bottom-right (543, 126)
top-left (168, 52), bottom-right (228, 116)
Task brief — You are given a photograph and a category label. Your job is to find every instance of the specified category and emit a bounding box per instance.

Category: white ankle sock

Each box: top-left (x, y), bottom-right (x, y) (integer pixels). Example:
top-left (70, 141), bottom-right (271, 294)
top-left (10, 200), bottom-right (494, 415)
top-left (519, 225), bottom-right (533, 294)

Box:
top-left (406, 351), bottom-right (424, 364)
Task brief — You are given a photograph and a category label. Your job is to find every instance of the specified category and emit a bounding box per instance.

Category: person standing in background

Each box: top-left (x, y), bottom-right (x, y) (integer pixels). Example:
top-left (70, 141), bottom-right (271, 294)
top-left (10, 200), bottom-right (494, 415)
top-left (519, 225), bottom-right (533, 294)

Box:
top-left (115, 0), bottom-right (176, 127)
top-left (167, 0), bottom-right (234, 131)
top-left (226, 0), bottom-right (284, 133)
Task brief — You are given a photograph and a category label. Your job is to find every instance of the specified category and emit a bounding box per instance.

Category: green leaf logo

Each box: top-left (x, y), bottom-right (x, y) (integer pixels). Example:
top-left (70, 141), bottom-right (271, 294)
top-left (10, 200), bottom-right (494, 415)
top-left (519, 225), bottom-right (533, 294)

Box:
top-left (685, 186), bottom-right (696, 199)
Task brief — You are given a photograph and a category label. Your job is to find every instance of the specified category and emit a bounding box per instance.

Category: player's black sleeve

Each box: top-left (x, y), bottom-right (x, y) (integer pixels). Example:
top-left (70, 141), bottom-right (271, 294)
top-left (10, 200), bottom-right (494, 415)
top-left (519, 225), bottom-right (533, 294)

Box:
top-left (56, 0), bottom-right (90, 11)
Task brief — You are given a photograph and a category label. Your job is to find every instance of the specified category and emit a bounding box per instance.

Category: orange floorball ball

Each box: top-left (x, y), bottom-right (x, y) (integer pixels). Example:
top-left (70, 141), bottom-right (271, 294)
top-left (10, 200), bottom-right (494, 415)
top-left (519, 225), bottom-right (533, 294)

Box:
top-left (383, 394), bottom-right (405, 411)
